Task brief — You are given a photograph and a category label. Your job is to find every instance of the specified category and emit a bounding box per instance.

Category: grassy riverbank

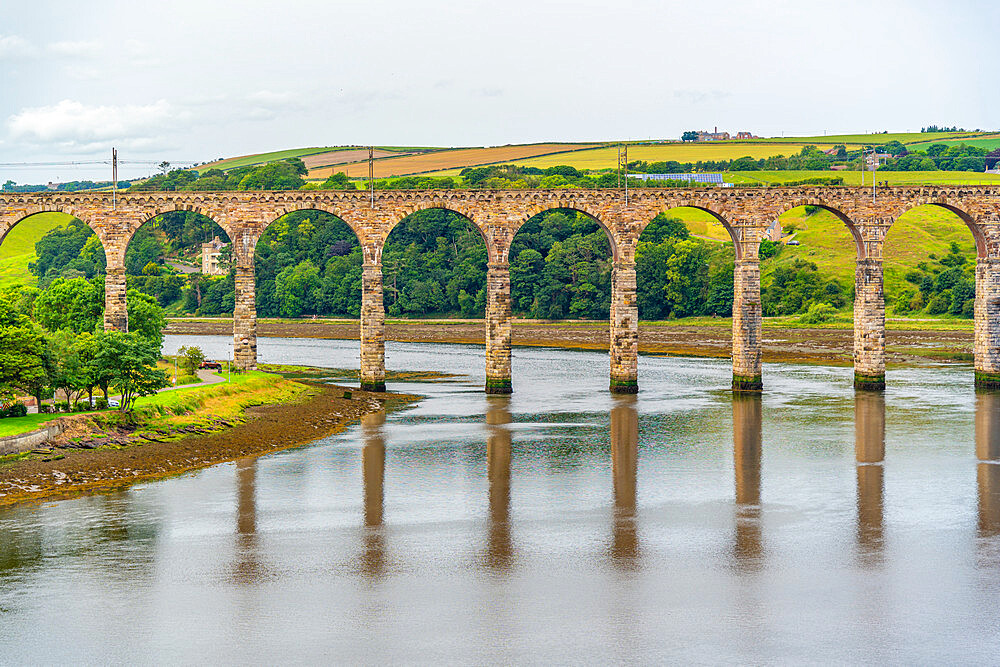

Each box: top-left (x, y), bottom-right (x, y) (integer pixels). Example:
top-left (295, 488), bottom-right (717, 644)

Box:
top-left (0, 370), bottom-right (415, 507)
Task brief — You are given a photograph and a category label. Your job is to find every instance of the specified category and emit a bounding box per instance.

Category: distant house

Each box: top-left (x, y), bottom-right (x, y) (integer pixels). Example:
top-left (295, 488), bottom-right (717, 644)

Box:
top-left (865, 153), bottom-right (893, 168)
top-left (735, 131), bottom-right (758, 140)
top-left (696, 127), bottom-right (731, 141)
top-left (202, 236), bottom-right (228, 275)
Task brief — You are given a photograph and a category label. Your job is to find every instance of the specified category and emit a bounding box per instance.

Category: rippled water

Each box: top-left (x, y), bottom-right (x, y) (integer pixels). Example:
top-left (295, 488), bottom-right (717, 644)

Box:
top-left (1, 336), bottom-right (999, 663)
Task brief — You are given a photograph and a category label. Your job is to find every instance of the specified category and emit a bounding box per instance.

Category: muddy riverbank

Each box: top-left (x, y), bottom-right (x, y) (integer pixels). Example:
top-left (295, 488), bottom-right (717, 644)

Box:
top-left (166, 318), bottom-right (973, 366)
top-left (0, 382), bottom-right (413, 508)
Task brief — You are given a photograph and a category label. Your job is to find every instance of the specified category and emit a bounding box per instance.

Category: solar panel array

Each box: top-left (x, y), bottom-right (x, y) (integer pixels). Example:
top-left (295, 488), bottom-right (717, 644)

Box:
top-left (628, 173), bottom-right (726, 183)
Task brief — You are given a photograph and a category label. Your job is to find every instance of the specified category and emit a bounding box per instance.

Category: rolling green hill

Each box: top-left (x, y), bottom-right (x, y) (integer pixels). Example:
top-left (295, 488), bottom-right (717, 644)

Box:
top-left (0, 213), bottom-right (74, 286)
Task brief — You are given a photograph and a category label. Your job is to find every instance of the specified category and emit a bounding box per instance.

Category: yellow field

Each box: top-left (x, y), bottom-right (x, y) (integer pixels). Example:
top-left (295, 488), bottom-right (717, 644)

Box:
top-left (508, 143), bottom-right (832, 170)
top-left (309, 143), bottom-right (601, 179)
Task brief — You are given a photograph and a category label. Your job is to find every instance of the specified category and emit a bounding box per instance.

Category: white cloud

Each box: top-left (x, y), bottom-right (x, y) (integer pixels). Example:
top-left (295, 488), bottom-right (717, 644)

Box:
top-left (47, 40), bottom-right (102, 58)
top-left (7, 99), bottom-right (185, 150)
top-left (0, 34), bottom-right (34, 59)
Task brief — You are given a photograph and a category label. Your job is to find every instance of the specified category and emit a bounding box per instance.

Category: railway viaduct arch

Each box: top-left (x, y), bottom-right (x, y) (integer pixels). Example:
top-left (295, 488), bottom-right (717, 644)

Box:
top-left (3, 186), bottom-right (1000, 393)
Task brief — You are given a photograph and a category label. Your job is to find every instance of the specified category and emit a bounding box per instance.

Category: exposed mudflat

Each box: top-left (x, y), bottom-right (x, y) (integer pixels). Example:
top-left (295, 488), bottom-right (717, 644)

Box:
top-left (0, 382), bottom-right (413, 508)
top-left (166, 318), bottom-right (973, 366)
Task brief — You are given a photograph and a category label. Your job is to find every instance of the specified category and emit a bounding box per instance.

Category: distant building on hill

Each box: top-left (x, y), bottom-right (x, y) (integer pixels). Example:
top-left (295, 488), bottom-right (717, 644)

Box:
top-left (692, 128), bottom-right (757, 141)
top-left (735, 131), bottom-right (758, 140)
top-left (202, 236), bottom-right (227, 275)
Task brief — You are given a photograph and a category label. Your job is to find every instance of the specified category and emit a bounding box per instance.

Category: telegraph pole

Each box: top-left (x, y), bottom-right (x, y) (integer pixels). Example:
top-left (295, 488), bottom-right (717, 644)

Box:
top-left (111, 147), bottom-right (118, 210)
top-left (368, 146), bottom-right (375, 208)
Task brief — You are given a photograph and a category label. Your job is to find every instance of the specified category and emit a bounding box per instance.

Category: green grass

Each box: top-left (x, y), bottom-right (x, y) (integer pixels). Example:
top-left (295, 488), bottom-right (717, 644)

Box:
top-left (750, 132), bottom-right (986, 145)
top-left (906, 134), bottom-right (1000, 152)
top-left (728, 170), bottom-right (1000, 186)
top-left (0, 212), bottom-right (75, 287)
top-left (198, 147), bottom-right (346, 172)
top-left (0, 413), bottom-right (64, 437)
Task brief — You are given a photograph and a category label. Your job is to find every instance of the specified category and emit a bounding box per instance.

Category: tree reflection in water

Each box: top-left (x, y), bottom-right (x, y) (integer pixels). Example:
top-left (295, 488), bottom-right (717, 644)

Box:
top-left (610, 394), bottom-right (639, 569)
top-left (732, 394), bottom-right (762, 570)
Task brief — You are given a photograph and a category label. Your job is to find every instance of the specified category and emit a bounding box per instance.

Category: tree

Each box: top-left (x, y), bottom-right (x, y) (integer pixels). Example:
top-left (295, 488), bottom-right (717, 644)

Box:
top-left (178, 345), bottom-right (206, 376)
top-left (127, 290), bottom-right (167, 346)
top-left (0, 293), bottom-right (49, 404)
top-left (33, 277), bottom-right (104, 333)
top-left (681, 131), bottom-right (699, 142)
top-left (47, 329), bottom-right (88, 409)
top-left (95, 331), bottom-right (169, 412)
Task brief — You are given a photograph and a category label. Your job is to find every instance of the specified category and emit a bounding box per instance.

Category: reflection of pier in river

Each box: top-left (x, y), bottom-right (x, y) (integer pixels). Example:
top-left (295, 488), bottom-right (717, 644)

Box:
top-left (223, 387), bottom-right (1000, 575)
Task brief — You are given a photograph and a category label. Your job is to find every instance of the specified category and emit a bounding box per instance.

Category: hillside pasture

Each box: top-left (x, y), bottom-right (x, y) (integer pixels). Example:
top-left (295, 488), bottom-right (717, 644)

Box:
top-left (509, 144), bottom-right (832, 171)
top-left (309, 143), bottom-right (601, 179)
top-left (906, 134), bottom-right (1000, 152)
top-left (750, 131), bottom-right (985, 145)
top-left (302, 148), bottom-right (417, 170)
top-left (0, 212), bottom-right (74, 286)
top-left (728, 170), bottom-right (1000, 186)
top-left (198, 147), bottom-right (345, 172)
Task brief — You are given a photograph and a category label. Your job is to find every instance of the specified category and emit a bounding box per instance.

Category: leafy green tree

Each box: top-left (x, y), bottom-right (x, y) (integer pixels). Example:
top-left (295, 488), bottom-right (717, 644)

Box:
top-left (0, 292), bottom-right (49, 404)
top-left (127, 290), bottom-right (167, 347)
top-left (681, 131), bottom-right (699, 142)
top-left (94, 331), bottom-right (169, 412)
top-left (47, 329), bottom-right (89, 409)
top-left (33, 277), bottom-right (104, 333)
top-left (238, 162), bottom-right (305, 190)
top-left (178, 345), bottom-right (206, 376)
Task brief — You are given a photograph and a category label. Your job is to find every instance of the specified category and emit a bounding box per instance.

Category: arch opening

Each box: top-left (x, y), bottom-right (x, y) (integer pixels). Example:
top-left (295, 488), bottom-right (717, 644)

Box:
top-left (255, 209), bottom-right (362, 318)
top-left (755, 204), bottom-right (855, 319)
top-left (884, 203), bottom-right (979, 321)
top-left (382, 208), bottom-right (488, 318)
top-left (635, 207), bottom-right (736, 320)
top-left (509, 207), bottom-right (613, 321)
top-left (0, 211), bottom-right (106, 290)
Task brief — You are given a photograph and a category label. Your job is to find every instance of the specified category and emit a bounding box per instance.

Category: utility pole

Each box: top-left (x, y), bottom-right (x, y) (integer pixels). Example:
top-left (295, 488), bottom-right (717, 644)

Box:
top-left (368, 146), bottom-right (375, 208)
top-left (617, 144), bottom-right (622, 189)
top-left (111, 147), bottom-right (118, 210)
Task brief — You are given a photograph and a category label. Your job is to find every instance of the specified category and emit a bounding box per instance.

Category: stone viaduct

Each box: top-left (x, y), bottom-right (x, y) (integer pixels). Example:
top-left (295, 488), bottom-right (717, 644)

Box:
top-left (3, 186), bottom-right (1000, 393)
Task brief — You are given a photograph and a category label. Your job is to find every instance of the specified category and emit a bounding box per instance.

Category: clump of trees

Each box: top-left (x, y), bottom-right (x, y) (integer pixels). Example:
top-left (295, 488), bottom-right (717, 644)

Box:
top-left (0, 278), bottom-right (168, 416)
top-left (890, 242), bottom-right (976, 318)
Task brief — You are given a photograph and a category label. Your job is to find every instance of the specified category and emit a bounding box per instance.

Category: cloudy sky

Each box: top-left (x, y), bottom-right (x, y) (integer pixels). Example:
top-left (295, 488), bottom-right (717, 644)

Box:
top-left (2, 0), bottom-right (997, 183)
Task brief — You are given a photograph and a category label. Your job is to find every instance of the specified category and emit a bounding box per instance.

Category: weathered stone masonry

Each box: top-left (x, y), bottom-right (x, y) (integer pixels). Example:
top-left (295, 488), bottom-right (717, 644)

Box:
top-left (2, 187), bottom-right (999, 393)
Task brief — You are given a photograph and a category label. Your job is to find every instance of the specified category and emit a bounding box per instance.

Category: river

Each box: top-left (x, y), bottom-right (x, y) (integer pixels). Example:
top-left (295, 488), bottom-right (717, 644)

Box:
top-left (1, 336), bottom-right (998, 663)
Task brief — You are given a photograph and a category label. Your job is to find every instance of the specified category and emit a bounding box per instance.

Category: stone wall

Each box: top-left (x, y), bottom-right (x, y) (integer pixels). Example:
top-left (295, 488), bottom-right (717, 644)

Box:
top-left (0, 421), bottom-right (64, 456)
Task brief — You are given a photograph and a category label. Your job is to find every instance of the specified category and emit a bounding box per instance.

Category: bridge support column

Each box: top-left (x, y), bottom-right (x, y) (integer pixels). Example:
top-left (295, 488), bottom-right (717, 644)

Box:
top-left (233, 266), bottom-right (257, 372)
top-left (103, 266), bottom-right (128, 332)
top-left (732, 259), bottom-right (762, 392)
top-left (854, 259), bottom-right (885, 390)
top-left (361, 263), bottom-right (386, 392)
top-left (485, 262), bottom-right (512, 394)
top-left (975, 258), bottom-right (1000, 391)
top-left (610, 260), bottom-right (638, 393)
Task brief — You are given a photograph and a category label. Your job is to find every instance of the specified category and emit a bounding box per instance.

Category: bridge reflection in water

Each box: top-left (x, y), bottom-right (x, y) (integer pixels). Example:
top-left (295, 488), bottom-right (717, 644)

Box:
top-left (360, 410), bottom-right (387, 580)
top-left (855, 391), bottom-right (885, 565)
top-left (976, 393), bottom-right (1000, 538)
top-left (610, 395), bottom-right (639, 568)
top-left (219, 386), bottom-right (1000, 578)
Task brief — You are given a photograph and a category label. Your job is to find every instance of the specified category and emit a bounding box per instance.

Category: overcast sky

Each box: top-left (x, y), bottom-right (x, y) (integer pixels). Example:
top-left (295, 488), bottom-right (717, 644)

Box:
top-left (2, 0), bottom-right (997, 183)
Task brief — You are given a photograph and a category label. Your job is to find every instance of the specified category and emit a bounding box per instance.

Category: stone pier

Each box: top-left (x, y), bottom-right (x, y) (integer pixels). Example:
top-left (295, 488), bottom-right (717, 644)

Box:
top-left (975, 258), bottom-right (1000, 391)
top-left (233, 266), bottom-right (257, 371)
top-left (853, 259), bottom-right (886, 390)
top-left (361, 263), bottom-right (386, 392)
top-left (732, 259), bottom-right (763, 392)
top-left (610, 260), bottom-right (639, 393)
top-left (485, 263), bottom-right (512, 394)
top-left (103, 266), bottom-right (128, 332)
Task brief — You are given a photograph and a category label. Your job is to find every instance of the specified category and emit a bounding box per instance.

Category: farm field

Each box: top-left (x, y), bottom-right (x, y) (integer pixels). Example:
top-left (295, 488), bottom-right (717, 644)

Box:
top-left (727, 170), bottom-right (1000, 186)
top-left (0, 212), bottom-right (73, 286)
top-left (198, 146), bottom-right (345, 172)
top-left (508, 143), bottom-right (831, 171)
top-left (309, 143), bottom-right (601, 179)
top-left (302, 148), bottom-right (416, 170)
top-left (747, 131), bottom-right (986, 145)
top-left (907, 134), bottom-right (1000, 152)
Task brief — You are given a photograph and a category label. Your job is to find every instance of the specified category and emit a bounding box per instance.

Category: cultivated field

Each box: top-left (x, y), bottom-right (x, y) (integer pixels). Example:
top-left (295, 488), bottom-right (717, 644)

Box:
top-left (197, 147), bottom-right (343, 172)
top-left (727, 170), bottom-right (1000, 186)
top-left (309, 143), bottom-right (601, 179)
top-left (302, 148), bottom-right (416, 170)
top-left (906, 134), bottom-right (1000, 152)
top-left (749, 131), bottom-right (986, 145)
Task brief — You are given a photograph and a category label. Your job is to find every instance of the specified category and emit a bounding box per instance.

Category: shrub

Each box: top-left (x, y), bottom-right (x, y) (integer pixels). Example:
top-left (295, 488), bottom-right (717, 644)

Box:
top-left (799, 302), bottom-right (837, 324)
top-left (95, 398), bottom-right (109, 410)
top-left (74, 401), bottom-right (89, 412)
top-left (962, 299), bottom-right (975, 318)
top-left (926, 292), bottom-right (951, 315)
top-left (0, 402), bottom-right (28, 418)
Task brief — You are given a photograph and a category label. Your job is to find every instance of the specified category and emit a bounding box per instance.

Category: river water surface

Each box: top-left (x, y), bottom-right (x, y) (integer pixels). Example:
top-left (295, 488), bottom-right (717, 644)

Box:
top-left (2, 336), bottom-right (999, 663)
